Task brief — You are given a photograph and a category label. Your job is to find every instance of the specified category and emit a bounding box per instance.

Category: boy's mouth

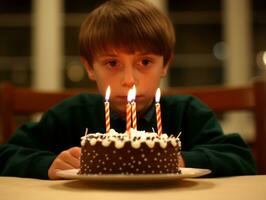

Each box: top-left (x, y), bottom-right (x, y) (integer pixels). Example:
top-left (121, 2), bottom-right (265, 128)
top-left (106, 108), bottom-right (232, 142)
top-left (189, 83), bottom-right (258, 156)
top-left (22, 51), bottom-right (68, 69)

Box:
top-left (115, 95), bottom-right (144, 102)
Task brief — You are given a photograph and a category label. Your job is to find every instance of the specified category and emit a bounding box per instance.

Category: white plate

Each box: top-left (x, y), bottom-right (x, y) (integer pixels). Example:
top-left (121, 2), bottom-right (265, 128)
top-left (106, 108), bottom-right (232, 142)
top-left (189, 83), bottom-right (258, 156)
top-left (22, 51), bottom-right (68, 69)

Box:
top-left (56, 168), bottom-right (211, 183)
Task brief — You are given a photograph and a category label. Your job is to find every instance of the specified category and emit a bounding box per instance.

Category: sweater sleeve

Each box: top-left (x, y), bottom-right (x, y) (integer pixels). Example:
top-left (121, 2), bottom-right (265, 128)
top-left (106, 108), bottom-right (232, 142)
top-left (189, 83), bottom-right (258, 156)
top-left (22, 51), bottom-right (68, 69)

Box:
top-left (180, 97), bottom-right (257, 176)
top-left (0, 93), bottom-right (103, 179)
top-left (0, 143), bottom-right (56, 179)
top-left (0, 113), bottom-right (61, 179)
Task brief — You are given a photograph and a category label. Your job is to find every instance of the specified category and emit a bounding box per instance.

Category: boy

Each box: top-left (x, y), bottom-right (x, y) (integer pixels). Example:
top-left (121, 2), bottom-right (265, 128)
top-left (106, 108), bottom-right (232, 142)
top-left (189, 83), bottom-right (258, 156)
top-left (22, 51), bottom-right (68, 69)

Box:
top-left (0, 0), bottom-right (256, 179)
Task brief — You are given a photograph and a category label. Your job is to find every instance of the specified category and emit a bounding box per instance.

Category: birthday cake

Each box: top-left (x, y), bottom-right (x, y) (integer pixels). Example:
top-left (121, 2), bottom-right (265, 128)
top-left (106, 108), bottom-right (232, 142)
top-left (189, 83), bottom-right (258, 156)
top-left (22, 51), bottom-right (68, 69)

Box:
top-left (78, 129), bottom-right (181, 175)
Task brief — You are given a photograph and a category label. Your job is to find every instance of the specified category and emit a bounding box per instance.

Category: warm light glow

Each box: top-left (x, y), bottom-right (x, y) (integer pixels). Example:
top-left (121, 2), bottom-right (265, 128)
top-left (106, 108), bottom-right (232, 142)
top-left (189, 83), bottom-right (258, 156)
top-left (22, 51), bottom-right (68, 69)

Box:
top-left (131, 85), bottom-right (136, 101)
top-left (155, 88), bottom-right (161, 103)
top-left (67, 63), bottom-right (85, 82)
top-left (263, 51), bottom-right (266, 66)
top-left (105, 86), bottom-right (111, 101)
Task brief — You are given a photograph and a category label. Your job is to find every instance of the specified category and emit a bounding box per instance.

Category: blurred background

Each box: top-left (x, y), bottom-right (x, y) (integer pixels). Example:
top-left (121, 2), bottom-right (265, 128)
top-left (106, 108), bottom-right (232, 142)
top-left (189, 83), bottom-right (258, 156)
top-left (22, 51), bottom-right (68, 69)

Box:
top-left (0, 0), bottom-right (265, 141)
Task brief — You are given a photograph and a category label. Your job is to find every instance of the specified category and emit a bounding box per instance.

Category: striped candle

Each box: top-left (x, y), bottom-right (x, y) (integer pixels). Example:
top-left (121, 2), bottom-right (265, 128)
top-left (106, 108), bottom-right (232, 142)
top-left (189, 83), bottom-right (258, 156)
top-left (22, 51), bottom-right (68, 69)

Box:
top-left (131, 85), bottom-right (137, 130)
top-left (105, 86), bottom-right (111, 133)
top-left (126, 89), bottom-right (133, 133)
top-left (155, 88), bottom-right (162, 136)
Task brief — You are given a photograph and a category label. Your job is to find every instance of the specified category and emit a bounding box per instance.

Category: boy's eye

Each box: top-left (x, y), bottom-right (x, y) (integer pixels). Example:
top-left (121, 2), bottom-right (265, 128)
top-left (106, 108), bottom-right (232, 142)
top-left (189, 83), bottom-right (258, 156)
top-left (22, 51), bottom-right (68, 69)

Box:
top-left (105, 60), bottom-right (119, 68)
top-left (138, 59), bottom-right (152, 67)
top-left (141, 59), bottom-right (151, 66)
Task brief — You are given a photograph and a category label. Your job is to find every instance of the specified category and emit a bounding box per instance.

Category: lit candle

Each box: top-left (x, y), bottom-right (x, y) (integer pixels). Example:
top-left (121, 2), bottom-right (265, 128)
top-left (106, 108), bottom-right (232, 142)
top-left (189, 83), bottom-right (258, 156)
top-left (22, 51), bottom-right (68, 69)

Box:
top-left (126, 89), bottom-right (133, 133)
top-left (155, 88), bottom-right (162, 136)
top-left (131, 85), bottom-right (137, 130)
top-left (105, 86), bottom-right (111, 133)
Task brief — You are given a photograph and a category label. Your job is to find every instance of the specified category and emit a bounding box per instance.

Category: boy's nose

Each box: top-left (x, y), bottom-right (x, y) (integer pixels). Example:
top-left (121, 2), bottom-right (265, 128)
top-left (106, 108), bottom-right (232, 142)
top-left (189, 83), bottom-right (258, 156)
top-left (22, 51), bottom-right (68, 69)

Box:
top-left (121, 67), bottom-right (137, 88)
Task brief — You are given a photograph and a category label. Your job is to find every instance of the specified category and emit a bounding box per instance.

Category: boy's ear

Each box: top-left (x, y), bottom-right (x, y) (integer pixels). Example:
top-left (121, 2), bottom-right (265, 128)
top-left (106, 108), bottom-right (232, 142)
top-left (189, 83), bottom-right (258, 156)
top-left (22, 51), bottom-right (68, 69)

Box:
top-left (162, 64), bottom-right (169, 77)
top-left (80, 57), bottom-right (95, 80)
top-left (161, 54), bottom-right (173, 77)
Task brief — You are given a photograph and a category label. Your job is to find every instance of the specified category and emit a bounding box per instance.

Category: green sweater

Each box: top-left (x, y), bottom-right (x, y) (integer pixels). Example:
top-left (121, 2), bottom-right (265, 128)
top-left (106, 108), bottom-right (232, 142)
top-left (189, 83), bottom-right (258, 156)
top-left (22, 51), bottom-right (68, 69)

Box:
top-left (0, 93), bottom-right (256, 179)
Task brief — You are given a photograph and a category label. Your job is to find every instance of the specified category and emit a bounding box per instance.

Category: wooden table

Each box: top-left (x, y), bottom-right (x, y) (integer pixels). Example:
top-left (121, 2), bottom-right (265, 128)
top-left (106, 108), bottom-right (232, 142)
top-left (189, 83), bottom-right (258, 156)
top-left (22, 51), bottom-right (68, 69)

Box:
top-left (1, 175), bottom-right (265, 200)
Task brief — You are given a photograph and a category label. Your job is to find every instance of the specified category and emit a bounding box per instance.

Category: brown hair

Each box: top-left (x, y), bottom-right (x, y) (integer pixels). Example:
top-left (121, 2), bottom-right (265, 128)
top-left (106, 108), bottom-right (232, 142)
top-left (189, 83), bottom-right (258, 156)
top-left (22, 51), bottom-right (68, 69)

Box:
top-left (79, 0), bottom-right (175, 66)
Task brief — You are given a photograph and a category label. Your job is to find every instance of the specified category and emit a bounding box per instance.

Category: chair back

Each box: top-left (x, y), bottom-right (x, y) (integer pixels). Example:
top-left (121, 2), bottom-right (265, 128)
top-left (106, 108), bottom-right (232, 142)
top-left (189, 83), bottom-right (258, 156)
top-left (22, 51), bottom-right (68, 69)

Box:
top-left (0, 83), bottom-right (96, 142)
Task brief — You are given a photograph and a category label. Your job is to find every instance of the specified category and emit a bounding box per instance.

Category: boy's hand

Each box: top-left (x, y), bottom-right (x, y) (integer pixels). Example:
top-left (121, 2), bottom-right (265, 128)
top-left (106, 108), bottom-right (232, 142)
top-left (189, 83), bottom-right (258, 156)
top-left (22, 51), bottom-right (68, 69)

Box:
top-left (178, 153), bottom-right (185, 167)
top-left (48, 147), bottom-right (81, 180)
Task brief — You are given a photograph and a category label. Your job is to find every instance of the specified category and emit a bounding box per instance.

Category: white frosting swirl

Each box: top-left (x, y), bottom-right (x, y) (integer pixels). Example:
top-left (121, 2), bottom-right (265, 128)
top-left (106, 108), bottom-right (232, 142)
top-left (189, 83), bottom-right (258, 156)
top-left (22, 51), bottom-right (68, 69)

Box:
top-left (80, 128), bottom-right (181, 149)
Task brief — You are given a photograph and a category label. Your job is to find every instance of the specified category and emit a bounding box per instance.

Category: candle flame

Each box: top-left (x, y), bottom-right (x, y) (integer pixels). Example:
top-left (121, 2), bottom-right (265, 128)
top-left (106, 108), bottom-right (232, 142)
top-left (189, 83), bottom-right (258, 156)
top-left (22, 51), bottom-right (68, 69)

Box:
top-left (155, 88), bottom-right (161, 103)
top-left (105, 86), bottom-right (111, 101)
top-left (127, 89), bottom-right (133, 102)
top-left (131, 85), bottom-right (136, 101)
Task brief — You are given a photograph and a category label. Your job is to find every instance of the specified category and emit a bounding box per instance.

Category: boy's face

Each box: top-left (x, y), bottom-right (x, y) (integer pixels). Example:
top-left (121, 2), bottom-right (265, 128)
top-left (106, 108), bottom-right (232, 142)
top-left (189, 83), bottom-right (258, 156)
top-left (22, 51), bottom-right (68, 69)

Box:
top-left (82, 50), bottom-right (169, 116)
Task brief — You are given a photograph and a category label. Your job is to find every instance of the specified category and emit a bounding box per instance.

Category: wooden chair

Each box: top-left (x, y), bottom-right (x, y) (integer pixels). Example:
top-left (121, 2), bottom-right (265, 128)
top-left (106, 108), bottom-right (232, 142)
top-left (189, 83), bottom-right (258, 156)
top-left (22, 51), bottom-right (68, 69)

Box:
top-left (0, 83), bottom-right (96, 143)
top-left (0, 78), bottom-right (265, 174)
